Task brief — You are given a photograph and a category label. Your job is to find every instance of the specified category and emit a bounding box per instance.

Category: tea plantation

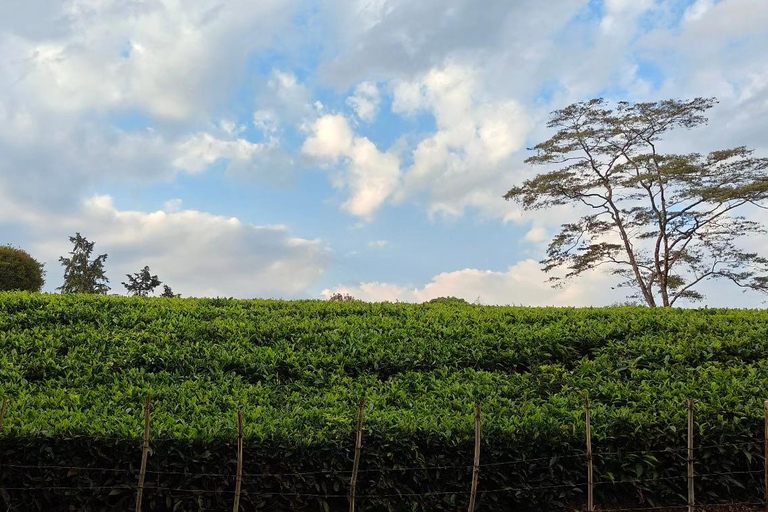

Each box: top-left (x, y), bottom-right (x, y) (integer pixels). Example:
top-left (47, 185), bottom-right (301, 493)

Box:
top-left (1, 292), bottom-right (767, 511)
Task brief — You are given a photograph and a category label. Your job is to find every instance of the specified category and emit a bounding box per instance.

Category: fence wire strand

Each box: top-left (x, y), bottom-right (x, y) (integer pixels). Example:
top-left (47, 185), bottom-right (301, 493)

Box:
top-left (3, 401), bottom-right (768, 511)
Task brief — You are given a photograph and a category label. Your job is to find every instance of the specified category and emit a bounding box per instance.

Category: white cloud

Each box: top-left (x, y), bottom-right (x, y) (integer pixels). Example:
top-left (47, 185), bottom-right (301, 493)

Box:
top-left (638, 0), bottom-right (768, 157)
top-left (302, 115), bottom-right (355, 162)
top-left (0, 100), bottom-right (180, 211)
top-left (0, 0), bottom-right (301, 212)
top-left (343, 138), bottom-right (400, 217)
top-left (322, 259), bottom-right (625, 306)
top-left (322, 256), bottom-right (768, 308)
top-left (683, 0), bottom-right (715, 22)
top-left (219, 120), bottom-right (245, 137)
top-left (254, 109), bottom-right (280, 134)
top-left (368, 240), bottom-right (388, 248)
top-left (163, 199), bottom-right (183, 213)
top-left (678, 0), bottom-right (768, 39)
top-left (347, 81), bottom-right (381, 122)
top-left (173, 131), bottom-right (280, 175)
top-left (254, 70), bottom-right (316, 134)
top-left (302, 114), bottom-right (401, 218)
top-left (269, 71), bottom-right (312, 115)
top-left (1, 0), bottom-right (298, 120)
top-left (392, 63), bottom-right (531, 218)
top-left (339, 0), bottom-right (768, 228)
top-left (0, 101), bottom-right (295, 216)
top-left (0, 191), bottom-right (329, 298)
top-left (320, 0), bottom-right (588, 88)
top-left (391, 80), bottom-right (424, 115)
top-left (524, 225), bottom-right (548, 244)
top-left (600, 0), bottom-right (654, 34)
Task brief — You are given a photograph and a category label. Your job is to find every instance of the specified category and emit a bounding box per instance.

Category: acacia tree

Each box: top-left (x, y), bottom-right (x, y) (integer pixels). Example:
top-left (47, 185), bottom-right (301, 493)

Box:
top-left (122, 266), bottom-right (162, 297)
top-left (58, 233), bottom-right (110, 294)
top-left (505, 98), bottom-right (768, 307)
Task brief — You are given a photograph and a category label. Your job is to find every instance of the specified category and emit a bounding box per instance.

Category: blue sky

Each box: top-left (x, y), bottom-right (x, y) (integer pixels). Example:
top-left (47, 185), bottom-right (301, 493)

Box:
top-left (1, 0), bottom-right (768, 305)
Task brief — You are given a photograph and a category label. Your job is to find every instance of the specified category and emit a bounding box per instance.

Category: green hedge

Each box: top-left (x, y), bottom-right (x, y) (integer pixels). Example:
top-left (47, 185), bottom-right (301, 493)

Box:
top-left (0, 293), bottom-right (767, 511)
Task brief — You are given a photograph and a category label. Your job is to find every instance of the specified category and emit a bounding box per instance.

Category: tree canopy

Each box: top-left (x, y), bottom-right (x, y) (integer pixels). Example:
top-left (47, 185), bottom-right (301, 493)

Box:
top-left (160, 284), bottom-right (180, 298)
top-left (58, 233), bottom-right (110, 295)
top-left (426, 296), bottom-right (470, 305)
top-left (122, 266), bottom-right (162, 297)
top-left (505, 97), bottom-right (768, 307)
top-left (328, 292), bottom-right (357, 302)
top-left (0, 246), bottom-right (45, 292)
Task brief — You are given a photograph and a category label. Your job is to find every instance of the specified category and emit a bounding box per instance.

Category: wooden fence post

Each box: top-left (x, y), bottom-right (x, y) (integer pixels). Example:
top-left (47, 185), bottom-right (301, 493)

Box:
top-left (0, 397), bottom-right (7, 473)
top-left (468, 403), bottom-right (482, 512)
top-left (764, 400), bottom-right (767, 512)
top-left (349, 399), bottom-right (365, 512)
top-left (233, 409), bottom-right (244, 512)
top-left (0, 397), bottom-right (6, 432)
top-left (136, 394), bottom-right (151, 512)
top-left (586, 395), bottom-right (594, 512)
top-left (688, 399), bottom-right (694, 512)
top-left (0, 397), bottom-right (7, 439)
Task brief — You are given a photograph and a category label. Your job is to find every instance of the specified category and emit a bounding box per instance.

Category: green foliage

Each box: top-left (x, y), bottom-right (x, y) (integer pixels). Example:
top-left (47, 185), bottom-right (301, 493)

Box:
top-left (122, 265), bottom-right (162, 297)
top-left (426, 296), bottom-right (470, 305)
top-left (57, 233), bottom-right (110, 295)
top-left (0, 246), bottom-right (45, 292)
top-left (160, 284), bottom-right (180, 298)
top-left (328, 292), bottom-right (357, 302)
top-left (1, 294), bottom-right (767, 510)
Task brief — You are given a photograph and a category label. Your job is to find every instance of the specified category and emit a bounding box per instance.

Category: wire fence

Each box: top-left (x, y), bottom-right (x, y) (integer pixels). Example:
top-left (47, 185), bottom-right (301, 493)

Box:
top-left (1, 396), bottom-right (768, 512)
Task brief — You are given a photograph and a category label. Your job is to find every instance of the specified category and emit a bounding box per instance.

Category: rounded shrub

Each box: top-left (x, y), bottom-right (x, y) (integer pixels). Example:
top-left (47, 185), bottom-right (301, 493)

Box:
top-left (0, 245), bottom-right (45, 292)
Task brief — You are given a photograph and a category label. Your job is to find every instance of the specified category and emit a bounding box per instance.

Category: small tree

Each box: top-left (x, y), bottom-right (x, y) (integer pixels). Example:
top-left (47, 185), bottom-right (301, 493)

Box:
top-left (0, 246), bottom-right (45, 292)
top-left (328, 292), bottom-right (356, 302)
top-left (58, 233), bottom-right (110, 294)
top-left (122, 266), bottom-right (162, 297)
top-left (160, 284), bottom-right (180, 298)
top-left (505, 98), bottom-right (768, 307)
top-left (426, 296), bottom-right (470, 305)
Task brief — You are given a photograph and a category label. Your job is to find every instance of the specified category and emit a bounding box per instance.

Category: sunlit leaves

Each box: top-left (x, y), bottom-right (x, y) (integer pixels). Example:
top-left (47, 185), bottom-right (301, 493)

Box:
top-left (1, 294), bottom-right (767, 509)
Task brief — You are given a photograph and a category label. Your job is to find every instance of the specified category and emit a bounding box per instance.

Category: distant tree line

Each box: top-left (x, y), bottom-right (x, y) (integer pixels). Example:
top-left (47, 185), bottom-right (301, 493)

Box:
top-left (326, 293), bottom-right (473, 305)
top-left (0, 233), bottom-right (179, 298)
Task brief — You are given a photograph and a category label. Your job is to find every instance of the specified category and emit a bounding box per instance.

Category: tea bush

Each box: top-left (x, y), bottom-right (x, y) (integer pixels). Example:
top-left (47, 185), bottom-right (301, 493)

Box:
top-left (1, 292), bottom-right (766, 511)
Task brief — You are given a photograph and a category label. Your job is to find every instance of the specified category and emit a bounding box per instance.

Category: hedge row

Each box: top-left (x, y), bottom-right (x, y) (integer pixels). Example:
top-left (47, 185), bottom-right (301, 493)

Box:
top-left (0, 293), bottom-right (767, 511)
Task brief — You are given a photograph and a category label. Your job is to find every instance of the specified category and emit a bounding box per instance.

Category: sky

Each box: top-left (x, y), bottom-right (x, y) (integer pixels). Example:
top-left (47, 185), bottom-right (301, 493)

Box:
top-left (1, 0), bottom-right (768, 306)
